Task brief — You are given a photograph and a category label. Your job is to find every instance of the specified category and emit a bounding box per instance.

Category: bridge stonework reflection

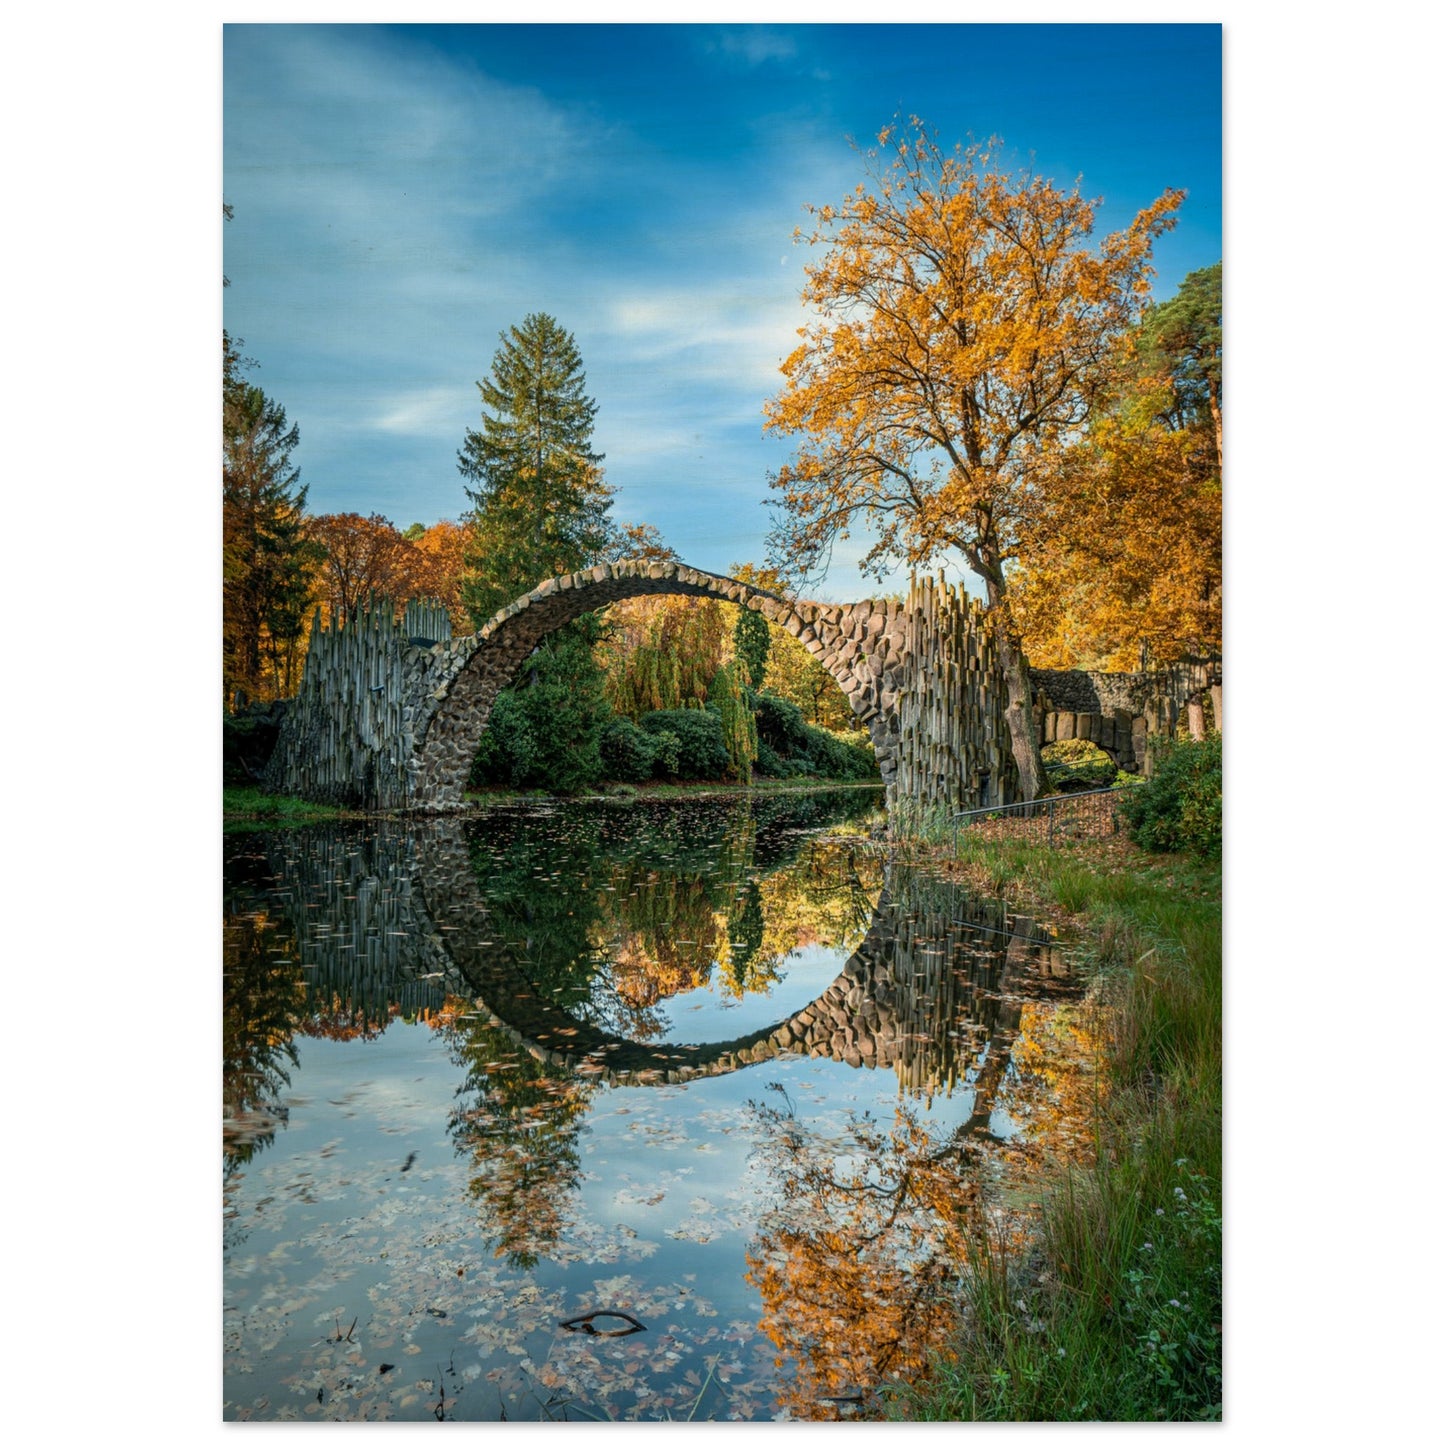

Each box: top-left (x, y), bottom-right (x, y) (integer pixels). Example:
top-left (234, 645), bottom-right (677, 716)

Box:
top-left (250, 820), bottom-right (1071, 1103)
top-left (265, 560), bottom-right (1013, 814)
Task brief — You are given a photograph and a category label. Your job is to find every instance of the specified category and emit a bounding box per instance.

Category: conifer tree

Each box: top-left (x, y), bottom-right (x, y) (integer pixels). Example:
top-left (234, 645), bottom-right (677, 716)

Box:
top-left (458, 313), bottom-right (614, 626)
top-left (223, 332), bottom-right (322, 705)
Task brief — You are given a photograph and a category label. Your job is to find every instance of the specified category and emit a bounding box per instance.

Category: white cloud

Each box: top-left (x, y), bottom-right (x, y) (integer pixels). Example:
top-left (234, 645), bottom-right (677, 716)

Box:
top-left (701, 27), bottom-right (799, 69)
top-left (370, 386), bottom-right (469, 436)
top-left (602, 284), bottom-right (800, 395)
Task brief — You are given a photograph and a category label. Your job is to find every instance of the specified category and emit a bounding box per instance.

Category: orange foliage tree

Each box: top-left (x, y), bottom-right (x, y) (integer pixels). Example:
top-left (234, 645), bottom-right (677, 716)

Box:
top-left (1011, 264), bottom-right (1223, 670)
top-left (1010, 383), bottom-right (1222, 669)
top-left (408, 518), bottom-right (475, 635)
top-left (308, 512), bottom-right (475, 635)
top-left (764, 119), bottom-right (1182, 796)
top-left (306, 511), bottom-right (427, 624)
top-left (745, 1093), bottom-right (986, 1418)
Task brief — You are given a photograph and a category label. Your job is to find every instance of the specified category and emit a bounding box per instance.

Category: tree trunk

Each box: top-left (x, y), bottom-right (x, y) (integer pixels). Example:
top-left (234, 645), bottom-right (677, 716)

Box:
top-left (1187, 694), bottom-right (1207, 741)
top-left (984, 574), bottom-right (1051, 800)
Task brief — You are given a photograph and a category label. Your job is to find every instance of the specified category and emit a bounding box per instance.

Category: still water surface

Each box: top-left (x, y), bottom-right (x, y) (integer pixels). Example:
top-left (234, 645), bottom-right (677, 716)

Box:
top-left (223, 789), bottom-right (1083, 1421)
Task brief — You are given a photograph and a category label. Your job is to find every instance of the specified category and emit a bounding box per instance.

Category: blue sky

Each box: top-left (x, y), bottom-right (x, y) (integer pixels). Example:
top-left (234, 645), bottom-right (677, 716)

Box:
top-left (225, 22), bottom-right (1221, 593)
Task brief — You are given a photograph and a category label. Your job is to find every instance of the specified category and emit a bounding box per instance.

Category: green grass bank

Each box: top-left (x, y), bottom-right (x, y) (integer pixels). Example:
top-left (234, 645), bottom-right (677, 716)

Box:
top-left (890, 825), bottom-right (1222, 1421)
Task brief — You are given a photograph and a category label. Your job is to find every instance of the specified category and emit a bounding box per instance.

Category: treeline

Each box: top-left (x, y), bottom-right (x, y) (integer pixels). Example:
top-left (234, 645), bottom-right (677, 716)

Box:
top-left (223, 309), bottom-right (876, 792)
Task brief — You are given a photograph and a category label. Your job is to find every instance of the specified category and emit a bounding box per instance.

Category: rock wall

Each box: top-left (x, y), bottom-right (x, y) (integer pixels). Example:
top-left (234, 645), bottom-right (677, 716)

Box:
top-left (1030, 659), bottom-right (1221, 774)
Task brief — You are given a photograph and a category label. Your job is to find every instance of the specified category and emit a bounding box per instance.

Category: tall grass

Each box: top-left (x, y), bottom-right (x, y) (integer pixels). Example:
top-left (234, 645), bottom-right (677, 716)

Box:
top-left (890, 830), bottom-right (1222, 1421)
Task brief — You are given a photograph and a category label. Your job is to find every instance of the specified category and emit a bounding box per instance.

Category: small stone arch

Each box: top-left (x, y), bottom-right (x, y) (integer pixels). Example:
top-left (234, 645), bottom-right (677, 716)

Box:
top-left (406, 560), bottom-right (909, 811)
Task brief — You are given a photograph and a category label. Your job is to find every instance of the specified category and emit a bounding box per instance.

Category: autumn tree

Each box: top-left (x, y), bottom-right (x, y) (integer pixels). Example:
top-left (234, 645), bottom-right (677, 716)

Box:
top-left (223, 332), bottom-right (323, 706)
top-left (408, 518), bottom-right (475, 634)
top-left (457, 313), bottom-right (614, 626)
top-left (608, 520), bottom-right (676, 564)
top-left (1011, 263), bottom-right (1223, 669)
top-left (764, 120), bottom-right (1182, 798)
top-left (306, 511), bottom-right (427, 624)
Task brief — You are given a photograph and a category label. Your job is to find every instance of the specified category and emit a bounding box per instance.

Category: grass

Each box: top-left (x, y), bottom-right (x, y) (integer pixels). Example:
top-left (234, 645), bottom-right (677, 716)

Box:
top-left (887, 825), bottom-right (1222, 1422)
top-left (222, 787), bottom-right (356, 831)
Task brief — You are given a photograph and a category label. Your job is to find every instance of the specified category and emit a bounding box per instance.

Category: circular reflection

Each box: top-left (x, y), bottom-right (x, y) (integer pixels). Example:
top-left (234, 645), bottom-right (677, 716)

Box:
top-left (228, 793), bottom-right (1067, 1102)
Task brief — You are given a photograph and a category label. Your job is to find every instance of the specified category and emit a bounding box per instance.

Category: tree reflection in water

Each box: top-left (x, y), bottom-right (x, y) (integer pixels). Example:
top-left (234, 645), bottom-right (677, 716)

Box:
top-left (434, 1001), bottom-right (600, 1270)
top-left (746, 1083), bottom-right (990, 1419)
top-left (222, 790), bottom-right (1106, 1418)
top-left (436, 792), bottom-right (885, 1266)
top-left (460, 792), bottom-right (883, 1045)
top-left (742, 879), bottom-right (1091, 1420)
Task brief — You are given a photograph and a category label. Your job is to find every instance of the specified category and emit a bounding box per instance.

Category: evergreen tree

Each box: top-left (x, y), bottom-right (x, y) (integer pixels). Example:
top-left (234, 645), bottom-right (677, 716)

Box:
top-left (458, 313), bottom-right (615, 625)
top-left (1138, 261), bottom-right (1223, 471)
top-left (223, 333), bottom-right (322, 706)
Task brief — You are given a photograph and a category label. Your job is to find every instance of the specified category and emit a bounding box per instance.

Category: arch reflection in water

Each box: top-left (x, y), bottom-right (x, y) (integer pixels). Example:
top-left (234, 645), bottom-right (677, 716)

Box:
top-left (222, 791), bottom-right (1078, 1419)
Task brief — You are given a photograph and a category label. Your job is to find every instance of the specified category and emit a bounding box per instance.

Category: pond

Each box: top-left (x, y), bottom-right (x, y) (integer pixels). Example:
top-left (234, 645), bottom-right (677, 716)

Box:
top-left (223, 787), bottom-right (1090, 1421)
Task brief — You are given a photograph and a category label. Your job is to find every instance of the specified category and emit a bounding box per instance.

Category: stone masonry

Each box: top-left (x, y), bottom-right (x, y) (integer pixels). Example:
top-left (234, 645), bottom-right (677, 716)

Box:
top-left (265, 559), bottom-right (1219, 809)
top-left (408, 560), bottom-right (923, 809)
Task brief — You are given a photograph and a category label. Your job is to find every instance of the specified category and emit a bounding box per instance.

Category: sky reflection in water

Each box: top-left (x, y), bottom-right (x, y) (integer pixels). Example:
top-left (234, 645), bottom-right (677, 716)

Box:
top-left (222, 788), bottom-right (1083, 1421)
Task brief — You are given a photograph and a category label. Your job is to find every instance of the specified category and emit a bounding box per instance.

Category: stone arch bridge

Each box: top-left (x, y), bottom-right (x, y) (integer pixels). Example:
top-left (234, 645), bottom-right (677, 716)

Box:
top-left (267, 559), bottom-right (1011, 813)
top-left (265, 557), bottom-right (1217, 814)
top-left (413, 562), bottom-right (913, 808)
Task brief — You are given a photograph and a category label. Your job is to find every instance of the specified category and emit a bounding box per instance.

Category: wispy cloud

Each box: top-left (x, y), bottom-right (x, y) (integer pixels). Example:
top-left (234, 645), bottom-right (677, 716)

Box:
top-left (603, 284), bottom-right (799, 395)
top-left (702, 27), bottom-right (798, 69)
top-left (369, 386), bottom-right (470, 436)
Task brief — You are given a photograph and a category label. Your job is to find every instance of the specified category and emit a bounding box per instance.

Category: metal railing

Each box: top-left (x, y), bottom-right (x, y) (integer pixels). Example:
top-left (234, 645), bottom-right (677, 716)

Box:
top-left (950, 786), bottom-right (1122, 848)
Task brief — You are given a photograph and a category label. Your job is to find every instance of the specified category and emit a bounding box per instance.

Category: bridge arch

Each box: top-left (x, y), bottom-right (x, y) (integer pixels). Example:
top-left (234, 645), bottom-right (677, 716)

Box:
top-left (408, 560), bottom-right (906, 811)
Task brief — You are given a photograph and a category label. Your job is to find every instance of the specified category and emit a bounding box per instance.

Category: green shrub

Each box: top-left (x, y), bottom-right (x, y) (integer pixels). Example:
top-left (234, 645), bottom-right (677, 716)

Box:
top-left (1043, 738), bottom-right (1118, 790)
top-left (755, 738), bottom-right (804, 779)
top-left (1118, 732), bottom-right (1222, 860)
top-left (754, 692), bottom-right (877, 780)
top-left (599, 716), bottom-right (655, 782)
top-left (754, 693), bottom-right (812, 756)
top-left (806, 724), bottom-right (879, 780)
top-left (648, 728), bottom-right (682, 778)
top-left (469, 622), bottom-right (609, 794)
top-left (639, 708), bottom-right (730, 779)
top-left (1044, 737), bottom-right (1109, 766)
top-left (470, 690), bottom-right (537, 788)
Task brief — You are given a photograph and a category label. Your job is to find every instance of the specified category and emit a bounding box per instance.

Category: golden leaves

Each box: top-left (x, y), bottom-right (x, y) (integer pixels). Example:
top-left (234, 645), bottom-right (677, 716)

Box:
top-left (765, 116), bottom-right (1183, 588)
